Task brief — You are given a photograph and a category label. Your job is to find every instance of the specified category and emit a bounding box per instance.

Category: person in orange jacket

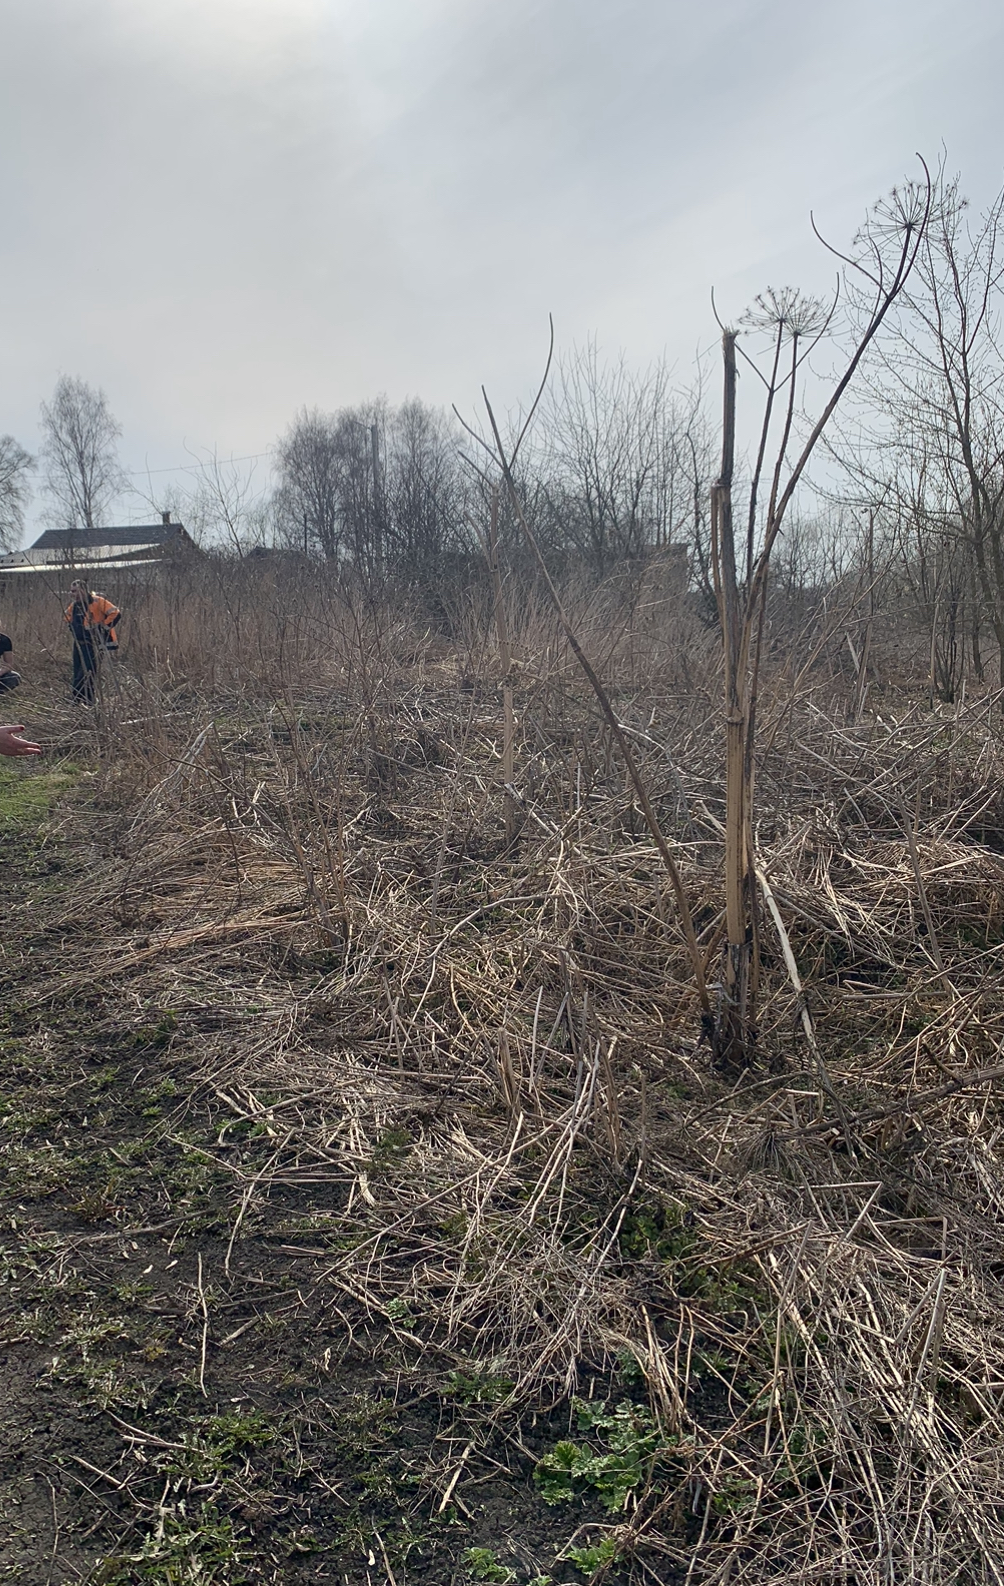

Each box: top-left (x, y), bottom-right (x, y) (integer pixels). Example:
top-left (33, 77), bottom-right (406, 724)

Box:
top-left (65, 580), bottom-right (122, 703)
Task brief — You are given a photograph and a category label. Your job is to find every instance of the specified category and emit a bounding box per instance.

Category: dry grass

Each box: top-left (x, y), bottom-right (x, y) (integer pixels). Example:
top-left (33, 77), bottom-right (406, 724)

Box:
top-left (10, 555), bottom-right (1004, 1582)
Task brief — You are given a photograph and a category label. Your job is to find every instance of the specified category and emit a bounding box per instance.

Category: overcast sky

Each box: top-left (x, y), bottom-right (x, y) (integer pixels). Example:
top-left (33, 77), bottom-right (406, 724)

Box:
top-left (2, 0), bottom-right (1004, 537)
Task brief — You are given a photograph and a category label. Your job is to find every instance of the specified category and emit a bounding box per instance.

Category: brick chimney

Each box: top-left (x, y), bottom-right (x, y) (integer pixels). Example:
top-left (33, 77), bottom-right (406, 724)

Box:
top-left (161, 510), bottom-right (171, 526)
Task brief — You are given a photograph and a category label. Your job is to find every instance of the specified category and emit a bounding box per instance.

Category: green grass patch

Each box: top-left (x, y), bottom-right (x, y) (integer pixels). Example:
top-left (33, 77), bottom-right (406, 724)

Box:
top-left (446, 1365), bottom-right (515, 1405)
top-left (105, 1501), bottom-right (249, 1583)
top-left (0, 760), bottom-right (79, 833)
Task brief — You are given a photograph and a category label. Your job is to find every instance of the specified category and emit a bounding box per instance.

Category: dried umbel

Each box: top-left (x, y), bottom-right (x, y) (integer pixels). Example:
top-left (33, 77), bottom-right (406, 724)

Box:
top-left (740, 285), bottom-right (831, 342)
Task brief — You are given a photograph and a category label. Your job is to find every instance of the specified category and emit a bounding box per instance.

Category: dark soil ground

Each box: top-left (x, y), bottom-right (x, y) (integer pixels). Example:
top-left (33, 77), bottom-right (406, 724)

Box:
top-left (0, 765), bottom-right (653, 1586)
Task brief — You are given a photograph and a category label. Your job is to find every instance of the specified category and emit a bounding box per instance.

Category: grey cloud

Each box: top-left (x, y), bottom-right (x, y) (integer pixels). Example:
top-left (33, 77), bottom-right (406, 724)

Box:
top-left (0, 0), bottom-right (1002, 541)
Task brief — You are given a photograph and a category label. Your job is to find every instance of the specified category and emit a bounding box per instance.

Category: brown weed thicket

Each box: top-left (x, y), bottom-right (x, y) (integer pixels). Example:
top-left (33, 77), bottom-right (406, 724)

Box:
top-left (9, 529), bottom-right (1004, 1584)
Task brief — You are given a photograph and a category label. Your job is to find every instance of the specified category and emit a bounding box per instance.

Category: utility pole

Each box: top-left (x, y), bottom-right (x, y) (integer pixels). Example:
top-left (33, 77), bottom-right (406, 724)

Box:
top-left (370, 423), bottom-right (383, 575)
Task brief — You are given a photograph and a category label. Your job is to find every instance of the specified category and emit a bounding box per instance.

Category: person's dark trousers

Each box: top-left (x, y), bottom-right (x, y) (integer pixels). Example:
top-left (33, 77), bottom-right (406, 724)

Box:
top-left (72, 638), bottom-right (96, 703)
top-left (0, 671), bottom-right (20, 692)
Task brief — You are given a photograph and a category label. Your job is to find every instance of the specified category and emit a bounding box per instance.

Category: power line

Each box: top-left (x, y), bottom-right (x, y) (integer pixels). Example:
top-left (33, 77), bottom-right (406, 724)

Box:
top-left (123, 451), bottom-right (271, 477)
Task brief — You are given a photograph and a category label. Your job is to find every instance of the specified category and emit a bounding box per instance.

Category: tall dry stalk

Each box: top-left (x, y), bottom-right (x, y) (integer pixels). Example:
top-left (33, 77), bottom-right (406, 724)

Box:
top-left (709, 176), bottom-right (931, 1067)
top-left (484, 486), bottom-right (518, 848)
top-left (710, 330), bottom-right (751, 1064)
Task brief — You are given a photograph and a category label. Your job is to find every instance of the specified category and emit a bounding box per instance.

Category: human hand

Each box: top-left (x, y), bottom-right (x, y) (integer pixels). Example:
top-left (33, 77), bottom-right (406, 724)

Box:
top-left (0, 725), bottom-right (41, 757)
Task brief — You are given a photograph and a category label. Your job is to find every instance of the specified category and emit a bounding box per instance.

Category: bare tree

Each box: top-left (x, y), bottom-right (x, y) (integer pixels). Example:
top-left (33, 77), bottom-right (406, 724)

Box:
top-left (273, 404), bottom-right (381, 567)
top-left (849, 171), bottom-right (1004, 687)
top-left (383, 401), bottom-right (467, 575)
top-left (274, 399), bottom-right (467, 578)
top-left (39, 376), bottom-right (126, 533)
top-left (537, 345), bottom-right (707, 572)
top-left (182, 450), bottom-right (270, 557)
top-left (0, 436), bottom-right (34, 552)
top-left (274, 409), bottom-right (344, 559)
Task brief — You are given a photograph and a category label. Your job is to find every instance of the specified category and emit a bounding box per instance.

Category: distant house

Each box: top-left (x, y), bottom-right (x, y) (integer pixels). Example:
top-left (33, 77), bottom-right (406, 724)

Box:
top-left (0, 512), bottom-right (197, 578)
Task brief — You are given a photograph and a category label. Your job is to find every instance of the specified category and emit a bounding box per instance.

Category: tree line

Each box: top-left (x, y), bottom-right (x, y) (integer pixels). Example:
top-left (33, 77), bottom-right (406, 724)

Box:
top-left (7, 164), bottom-right (1004, 694)
top-left (0, 356), bottom-right (714, 584)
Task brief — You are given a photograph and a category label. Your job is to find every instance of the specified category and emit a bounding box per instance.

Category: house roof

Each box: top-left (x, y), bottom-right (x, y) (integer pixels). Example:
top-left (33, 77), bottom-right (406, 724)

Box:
top-left (0, 520), bottom-right (197, 576)
top-left (28, 523), bottom-right (189, 551)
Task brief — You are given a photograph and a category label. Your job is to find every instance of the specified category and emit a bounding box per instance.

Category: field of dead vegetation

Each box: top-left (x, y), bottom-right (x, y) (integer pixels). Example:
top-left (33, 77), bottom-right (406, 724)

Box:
top-left (4, 558), bottom-right (1004, 1586)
